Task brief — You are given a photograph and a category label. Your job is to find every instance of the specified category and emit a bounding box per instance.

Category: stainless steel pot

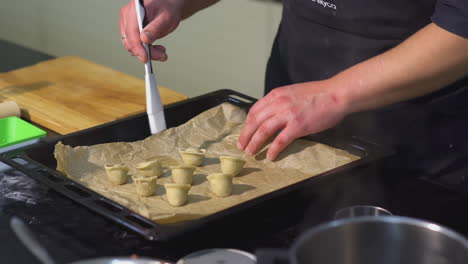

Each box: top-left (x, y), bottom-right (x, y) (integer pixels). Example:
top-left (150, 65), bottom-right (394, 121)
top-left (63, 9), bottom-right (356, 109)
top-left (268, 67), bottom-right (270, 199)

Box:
top-left (290, 216), bottom-right (468, 264)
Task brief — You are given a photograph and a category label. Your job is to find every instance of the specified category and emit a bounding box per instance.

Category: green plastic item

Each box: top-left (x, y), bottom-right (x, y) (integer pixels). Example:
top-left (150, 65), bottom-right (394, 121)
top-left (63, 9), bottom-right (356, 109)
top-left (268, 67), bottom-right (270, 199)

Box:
top-left (0, 116), bottom-right (47, 149)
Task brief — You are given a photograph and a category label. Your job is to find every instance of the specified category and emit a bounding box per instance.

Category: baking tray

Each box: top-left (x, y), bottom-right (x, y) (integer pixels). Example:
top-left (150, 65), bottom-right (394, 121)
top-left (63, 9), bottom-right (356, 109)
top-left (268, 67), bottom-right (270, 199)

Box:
top-left (0, 89), bottom-right (393, 241)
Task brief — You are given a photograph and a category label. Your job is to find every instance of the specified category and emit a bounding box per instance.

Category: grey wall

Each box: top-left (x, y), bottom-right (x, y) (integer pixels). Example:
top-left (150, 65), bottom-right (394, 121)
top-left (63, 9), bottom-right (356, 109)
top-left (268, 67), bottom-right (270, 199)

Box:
top-left (0, 0), bottom-right (282, 98)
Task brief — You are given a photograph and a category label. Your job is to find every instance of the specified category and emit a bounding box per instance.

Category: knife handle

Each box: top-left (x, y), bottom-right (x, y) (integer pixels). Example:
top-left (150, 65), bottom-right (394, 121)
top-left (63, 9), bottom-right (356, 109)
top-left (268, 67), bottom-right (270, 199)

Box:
top-left (135, 0), bottom-right (146, 31)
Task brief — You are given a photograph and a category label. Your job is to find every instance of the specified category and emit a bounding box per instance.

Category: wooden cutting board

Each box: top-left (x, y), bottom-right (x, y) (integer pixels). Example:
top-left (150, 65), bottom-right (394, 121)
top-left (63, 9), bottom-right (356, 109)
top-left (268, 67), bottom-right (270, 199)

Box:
top-left (0, 56), bottom-right (188, 135)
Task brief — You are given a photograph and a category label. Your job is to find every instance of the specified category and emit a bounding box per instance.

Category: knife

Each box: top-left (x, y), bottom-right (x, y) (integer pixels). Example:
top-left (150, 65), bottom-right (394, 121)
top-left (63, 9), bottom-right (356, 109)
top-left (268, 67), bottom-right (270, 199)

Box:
top-left (134, 0), bottom-right (167, 134)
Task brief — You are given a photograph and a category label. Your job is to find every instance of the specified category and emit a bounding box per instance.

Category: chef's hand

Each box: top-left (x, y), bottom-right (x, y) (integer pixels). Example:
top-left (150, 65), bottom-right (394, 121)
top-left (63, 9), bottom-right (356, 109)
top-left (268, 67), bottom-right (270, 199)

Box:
top-left (237, 81), bottom-right (349, 161)
top-left (120, 0), bottom-right (185, 63)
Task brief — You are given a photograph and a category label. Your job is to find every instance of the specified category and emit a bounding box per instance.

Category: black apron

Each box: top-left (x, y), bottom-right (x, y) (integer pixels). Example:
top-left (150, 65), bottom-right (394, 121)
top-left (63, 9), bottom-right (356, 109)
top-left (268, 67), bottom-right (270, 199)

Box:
top-left (265, 0), bottom-right (468, 176)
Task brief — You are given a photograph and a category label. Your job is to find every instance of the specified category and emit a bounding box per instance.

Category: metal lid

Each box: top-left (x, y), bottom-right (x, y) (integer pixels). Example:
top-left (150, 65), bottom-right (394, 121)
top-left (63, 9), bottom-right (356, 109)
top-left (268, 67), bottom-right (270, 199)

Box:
top-left (177, 248), bottom-right (256, 264)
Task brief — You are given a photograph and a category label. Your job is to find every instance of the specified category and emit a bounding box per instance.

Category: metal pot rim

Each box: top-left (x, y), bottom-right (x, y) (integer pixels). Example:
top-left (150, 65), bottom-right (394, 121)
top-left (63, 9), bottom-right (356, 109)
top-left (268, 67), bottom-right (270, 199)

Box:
top-left (334, 205), bottom-right (393, 217)
top-left (69, 257), bottom-right (169, 264)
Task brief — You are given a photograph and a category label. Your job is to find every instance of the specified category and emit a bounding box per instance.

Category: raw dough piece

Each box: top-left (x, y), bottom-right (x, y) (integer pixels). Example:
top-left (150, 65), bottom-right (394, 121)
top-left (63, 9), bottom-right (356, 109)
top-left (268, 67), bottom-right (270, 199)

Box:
top-left (171, 165), bottom-right (196, 185)
top-left (186, 147), bottom-right (203, 153)
top-left (132, 175), bottom-right (158, 197)
top-left (207, 173), bottom-right (234, 197)
top-left (104, 163), bottom-right (129, 185)
top-left (135, 159), bottom-right (162, 177)
top-left (179, 147), bottom-right (206, 166)
top-left (164, 183), bottom-right (191, 207)
top-left (220, 156), bottom-right (246, 176)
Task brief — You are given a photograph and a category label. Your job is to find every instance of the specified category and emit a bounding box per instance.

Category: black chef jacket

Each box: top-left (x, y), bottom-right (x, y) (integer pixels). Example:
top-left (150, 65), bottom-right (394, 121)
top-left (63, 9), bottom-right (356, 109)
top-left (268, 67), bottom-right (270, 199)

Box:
top-left (265, 0), bottom-right (468, 175)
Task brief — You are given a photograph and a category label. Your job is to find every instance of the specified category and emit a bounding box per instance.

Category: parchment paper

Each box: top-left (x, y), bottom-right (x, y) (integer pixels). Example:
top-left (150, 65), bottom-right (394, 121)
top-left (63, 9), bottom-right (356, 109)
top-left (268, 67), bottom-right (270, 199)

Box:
top-left (54, 103), bottom-right (360, 224)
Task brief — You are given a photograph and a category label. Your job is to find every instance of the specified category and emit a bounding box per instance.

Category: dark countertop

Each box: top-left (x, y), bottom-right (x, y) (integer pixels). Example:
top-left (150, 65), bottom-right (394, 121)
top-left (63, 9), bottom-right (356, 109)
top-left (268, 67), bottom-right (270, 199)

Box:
top-left (1, 39), bottom-right (468, 264)
top-left (0, 39), bottom-right (53, 73)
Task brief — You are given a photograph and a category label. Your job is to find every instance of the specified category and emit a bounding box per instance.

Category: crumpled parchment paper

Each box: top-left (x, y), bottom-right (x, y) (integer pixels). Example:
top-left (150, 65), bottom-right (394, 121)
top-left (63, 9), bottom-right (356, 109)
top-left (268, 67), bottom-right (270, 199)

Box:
top-left (54, 103), bottom-right (359, 224)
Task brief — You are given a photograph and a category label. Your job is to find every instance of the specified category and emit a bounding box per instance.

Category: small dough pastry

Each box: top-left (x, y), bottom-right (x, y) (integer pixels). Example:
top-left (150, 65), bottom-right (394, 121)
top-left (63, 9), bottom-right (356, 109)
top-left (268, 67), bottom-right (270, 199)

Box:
top-left (135, 159), bottom-right (162, 177)
top-left (132, 175), bottom-right (158, 197)
top-left (219, 156), bottom-right (246, 176)
top-left (207, 173), bottom-right (234, 197)
top-left (171, 165), bottom-right (196, 185)
top-left (164, 183), bottom-right (191, 207)
top-left (104, 163), bottom-right (129, 185)
top-left (179, 147), bottom-right (206, 167)
top-left (186, 147), bottom-right (203, 153)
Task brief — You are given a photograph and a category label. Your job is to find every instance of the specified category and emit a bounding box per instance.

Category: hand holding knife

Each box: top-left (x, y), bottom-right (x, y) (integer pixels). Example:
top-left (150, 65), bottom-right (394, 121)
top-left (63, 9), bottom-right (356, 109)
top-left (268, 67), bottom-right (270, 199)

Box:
top-left (134, 0), bottom-right (167, 134)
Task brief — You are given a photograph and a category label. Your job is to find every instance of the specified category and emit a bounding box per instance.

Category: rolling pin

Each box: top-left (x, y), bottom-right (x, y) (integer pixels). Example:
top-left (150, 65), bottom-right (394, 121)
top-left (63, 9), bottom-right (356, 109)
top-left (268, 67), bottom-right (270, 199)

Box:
top-left (0, 101), bottom-right (21, 119)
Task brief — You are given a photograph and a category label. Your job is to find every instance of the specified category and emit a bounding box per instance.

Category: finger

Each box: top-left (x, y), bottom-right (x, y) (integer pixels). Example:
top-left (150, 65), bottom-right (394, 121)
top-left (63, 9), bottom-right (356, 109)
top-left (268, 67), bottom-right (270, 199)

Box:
top-left (244, 117), bottom-right (285, 156)
top-left (149, 45), bottom-right (168, 61)
top-left (238, 101), bottom-right (274, 151)
top-left (244, 96), bottom-right (270, 125)
top-left (238, 88), bottom-right (285, 150)
top-left (126, 1), bottom-right (148, 62)
top-left (266, 126), bottom-right (300, 161)
top-left (242, 87), bottom-right (283, 127)
top-left (141, 13), bottom-right (173, 44)
top-left (119, 7), bottom-right (131, 53)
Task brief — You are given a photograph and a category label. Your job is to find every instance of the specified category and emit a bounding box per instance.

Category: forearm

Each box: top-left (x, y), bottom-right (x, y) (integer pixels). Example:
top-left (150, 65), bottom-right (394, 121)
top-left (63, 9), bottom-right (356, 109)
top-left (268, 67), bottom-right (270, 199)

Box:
top-left (181, 0), bottom-right (220, 19)
top-left (333, 23), bottom-right (468, 114)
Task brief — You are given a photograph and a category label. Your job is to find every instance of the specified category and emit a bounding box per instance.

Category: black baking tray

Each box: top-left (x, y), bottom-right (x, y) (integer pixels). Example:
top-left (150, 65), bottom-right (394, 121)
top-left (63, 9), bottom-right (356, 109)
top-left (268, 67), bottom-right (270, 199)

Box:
top-left (0, 89), bottom-right (393, 241)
